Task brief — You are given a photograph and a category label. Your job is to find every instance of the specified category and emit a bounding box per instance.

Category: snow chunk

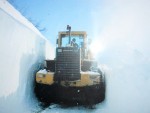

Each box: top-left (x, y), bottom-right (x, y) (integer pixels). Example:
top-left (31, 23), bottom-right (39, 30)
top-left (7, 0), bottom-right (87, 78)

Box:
top-left (37, 69), bottom-right (47, 74)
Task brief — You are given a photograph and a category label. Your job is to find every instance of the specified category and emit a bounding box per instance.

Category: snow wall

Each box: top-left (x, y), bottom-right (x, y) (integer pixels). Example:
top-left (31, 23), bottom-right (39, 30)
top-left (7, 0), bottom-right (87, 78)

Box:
top-left (0, 1), bottom-right (54, 113)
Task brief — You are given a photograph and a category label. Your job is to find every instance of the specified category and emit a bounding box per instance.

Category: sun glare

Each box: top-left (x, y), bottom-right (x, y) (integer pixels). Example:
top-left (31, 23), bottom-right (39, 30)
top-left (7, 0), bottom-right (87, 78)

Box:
top-left (89, 39), bottom-right (105, 58)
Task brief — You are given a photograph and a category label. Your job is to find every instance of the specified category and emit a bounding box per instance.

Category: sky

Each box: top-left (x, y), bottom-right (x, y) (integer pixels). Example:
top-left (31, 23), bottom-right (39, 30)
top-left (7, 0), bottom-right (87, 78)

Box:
top-left (8, 0), bottom-right (150, 60)
top-left (8, 0), bottom-right (104, 46)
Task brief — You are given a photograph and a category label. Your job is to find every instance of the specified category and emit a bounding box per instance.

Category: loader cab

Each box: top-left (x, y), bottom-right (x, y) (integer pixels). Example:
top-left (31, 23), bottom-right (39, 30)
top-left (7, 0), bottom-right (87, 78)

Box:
top-left (57, 32), bottom-right (86, 47)
top-left (57, 31), bottom-right (88, 59)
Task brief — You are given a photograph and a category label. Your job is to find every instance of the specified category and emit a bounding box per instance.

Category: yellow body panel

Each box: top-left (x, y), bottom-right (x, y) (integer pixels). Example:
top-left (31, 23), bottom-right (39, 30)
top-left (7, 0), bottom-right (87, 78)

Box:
top-left (36, 72), bottom-right (54, 85)
top-left (36, 71), bottom-right (100, 87)
top-left (60, 72), bottom-right (100, 87)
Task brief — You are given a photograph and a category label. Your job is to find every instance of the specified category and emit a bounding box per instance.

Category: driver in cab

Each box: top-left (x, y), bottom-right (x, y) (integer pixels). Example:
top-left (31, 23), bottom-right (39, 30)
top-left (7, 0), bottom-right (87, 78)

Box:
top-left (71, 38), bottom-right (78, 47)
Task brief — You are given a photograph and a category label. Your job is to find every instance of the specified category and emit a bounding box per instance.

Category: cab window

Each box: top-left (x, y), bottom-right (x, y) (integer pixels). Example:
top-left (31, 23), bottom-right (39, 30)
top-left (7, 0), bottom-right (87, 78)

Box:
top-left (61, 35), bottom-right (84, 48)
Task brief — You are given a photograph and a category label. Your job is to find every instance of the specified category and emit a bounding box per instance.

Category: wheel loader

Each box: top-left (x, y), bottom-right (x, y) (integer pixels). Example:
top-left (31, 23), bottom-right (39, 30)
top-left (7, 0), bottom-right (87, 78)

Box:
top-left (35, 25), bottom-right (105, 106)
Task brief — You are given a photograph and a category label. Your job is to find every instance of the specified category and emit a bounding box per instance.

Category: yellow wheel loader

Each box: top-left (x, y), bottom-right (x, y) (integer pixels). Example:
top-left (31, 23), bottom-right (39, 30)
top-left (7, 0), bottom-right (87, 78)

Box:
top-left (35, 25), bottom-right (105, 106)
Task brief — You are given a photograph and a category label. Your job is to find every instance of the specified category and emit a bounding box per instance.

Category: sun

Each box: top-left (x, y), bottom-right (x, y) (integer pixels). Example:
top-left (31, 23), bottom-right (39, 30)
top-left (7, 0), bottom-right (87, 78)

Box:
top-left (89, 39), bottom-right (105, 58)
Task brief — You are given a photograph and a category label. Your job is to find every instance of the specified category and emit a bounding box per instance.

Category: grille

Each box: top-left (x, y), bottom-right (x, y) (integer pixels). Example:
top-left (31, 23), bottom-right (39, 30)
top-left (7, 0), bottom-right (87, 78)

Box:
top-left (55, 47), bottom-right (80, 81)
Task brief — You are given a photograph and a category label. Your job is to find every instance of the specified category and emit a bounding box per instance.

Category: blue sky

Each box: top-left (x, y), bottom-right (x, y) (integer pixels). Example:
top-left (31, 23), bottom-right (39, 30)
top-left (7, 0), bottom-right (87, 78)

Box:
top-left (8, 0), bottom-right (104, 45)
top-left (8, 0), bottom-right (150, 60)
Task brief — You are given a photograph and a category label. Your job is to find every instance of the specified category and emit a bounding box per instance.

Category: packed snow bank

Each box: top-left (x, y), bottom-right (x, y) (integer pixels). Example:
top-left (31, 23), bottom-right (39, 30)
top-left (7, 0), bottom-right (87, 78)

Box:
top-left (0, 1), bottom-right (54, 113)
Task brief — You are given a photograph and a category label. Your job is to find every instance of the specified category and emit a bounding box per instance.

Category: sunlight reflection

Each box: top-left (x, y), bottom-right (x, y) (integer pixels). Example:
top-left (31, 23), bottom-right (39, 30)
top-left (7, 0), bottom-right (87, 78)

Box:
top-left (89, 39), bottom-right (105, 58)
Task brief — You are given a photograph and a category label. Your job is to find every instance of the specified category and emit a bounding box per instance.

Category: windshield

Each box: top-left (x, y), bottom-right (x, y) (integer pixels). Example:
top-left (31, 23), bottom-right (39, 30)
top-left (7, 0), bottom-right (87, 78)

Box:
top-left (61, 35), bottom-right (84, 48)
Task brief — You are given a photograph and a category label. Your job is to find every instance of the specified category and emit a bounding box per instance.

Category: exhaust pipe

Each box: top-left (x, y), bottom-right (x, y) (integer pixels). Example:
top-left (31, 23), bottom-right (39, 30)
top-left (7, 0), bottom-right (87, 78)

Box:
top-left (67, 25), bottom-right (71, 44)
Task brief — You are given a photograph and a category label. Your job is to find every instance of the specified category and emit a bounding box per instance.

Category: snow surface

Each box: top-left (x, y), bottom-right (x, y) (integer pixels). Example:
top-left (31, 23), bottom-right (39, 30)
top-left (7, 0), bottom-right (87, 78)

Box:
top-left (37, 69), bottom-right (47, 74)
top-left (1, 0), bottom-right (150, 113)
top-left (0, 0), bottom-right (43, 37)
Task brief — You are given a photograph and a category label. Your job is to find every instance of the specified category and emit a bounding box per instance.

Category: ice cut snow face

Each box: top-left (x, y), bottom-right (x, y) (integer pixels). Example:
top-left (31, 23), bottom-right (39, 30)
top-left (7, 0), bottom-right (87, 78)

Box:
top-left (0, 1), bottom-right (54, 113)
